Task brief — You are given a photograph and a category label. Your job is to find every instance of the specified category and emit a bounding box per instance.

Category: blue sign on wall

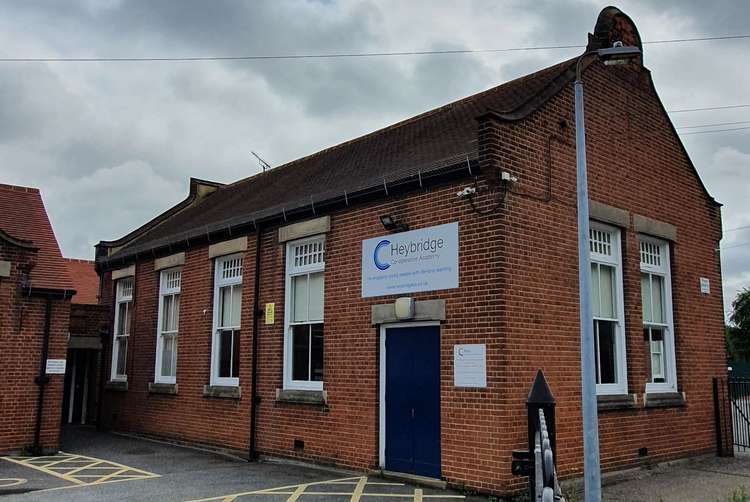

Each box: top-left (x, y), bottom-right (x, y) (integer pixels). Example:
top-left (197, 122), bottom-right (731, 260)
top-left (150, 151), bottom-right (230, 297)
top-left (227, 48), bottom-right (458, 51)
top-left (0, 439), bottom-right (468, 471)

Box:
top-left (361, 222), bottom-right (459, 298)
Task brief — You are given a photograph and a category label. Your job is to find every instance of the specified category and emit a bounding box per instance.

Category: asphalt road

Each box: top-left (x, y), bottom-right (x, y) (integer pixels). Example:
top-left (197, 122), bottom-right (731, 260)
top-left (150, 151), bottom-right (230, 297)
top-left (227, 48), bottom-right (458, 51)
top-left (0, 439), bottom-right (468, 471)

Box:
top-left (5, 426), bottom-right (750, 501)
top-left (0, 427), bottom-right (475, 502)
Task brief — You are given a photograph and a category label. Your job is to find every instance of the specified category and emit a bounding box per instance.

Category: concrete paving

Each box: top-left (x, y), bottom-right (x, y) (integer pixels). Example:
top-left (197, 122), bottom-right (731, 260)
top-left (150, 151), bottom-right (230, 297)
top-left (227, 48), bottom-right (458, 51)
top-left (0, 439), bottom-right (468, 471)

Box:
top-left (572, 453), bottom-right (750, 502)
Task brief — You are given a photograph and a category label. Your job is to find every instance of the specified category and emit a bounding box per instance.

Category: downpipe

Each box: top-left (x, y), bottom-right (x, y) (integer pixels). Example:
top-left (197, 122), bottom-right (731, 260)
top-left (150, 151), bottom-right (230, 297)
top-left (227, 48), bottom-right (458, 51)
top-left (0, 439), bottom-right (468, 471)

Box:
top-left (32, 296), bottom-right (53, 455)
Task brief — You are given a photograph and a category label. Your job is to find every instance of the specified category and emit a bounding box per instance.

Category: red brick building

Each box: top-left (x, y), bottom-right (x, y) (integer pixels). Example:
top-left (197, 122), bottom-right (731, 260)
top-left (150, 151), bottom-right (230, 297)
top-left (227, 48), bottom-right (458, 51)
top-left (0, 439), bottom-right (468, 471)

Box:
top-left (0, 184), bottom-right (75, 454)
top-left (94, 8), bottom-right (726, 496)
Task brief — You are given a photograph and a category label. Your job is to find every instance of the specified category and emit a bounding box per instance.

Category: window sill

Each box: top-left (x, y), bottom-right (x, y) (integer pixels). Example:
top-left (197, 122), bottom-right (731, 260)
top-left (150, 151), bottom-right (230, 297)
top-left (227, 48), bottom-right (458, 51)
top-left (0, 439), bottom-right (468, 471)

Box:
top-left (597, 393), bottom-right (636, 411)
top-left (276, 388), bottom-right (327, 406)
top-left (104, 380), bottom-right (128, 392)
top-left (149, 382), bottom-right (178, 395)
top-left (644, 392), bottom-right (685, 409)
top-left (203, 385), bottom-right (241, 399)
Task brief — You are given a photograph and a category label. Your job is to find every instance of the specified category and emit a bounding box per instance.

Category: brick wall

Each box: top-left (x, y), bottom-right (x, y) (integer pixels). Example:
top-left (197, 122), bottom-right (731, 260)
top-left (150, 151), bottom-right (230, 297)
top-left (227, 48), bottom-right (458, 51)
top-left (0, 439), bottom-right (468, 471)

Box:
top-left (98, 60), bottom-right (726, 495)
top-left (100, 247), bottom-right (254, 453)
top-left (480, 62), bottom-right (725, 493)
top-left (70, 303), bottom-right (109, 337)
top-left (0, 245), bottom-right (70, 453)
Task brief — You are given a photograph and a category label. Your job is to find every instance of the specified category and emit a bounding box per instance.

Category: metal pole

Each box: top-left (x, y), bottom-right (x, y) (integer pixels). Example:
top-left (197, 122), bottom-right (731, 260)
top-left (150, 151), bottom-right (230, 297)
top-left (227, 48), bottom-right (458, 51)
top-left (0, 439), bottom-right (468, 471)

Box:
top-left (575, 73), bottom-right (602, 502)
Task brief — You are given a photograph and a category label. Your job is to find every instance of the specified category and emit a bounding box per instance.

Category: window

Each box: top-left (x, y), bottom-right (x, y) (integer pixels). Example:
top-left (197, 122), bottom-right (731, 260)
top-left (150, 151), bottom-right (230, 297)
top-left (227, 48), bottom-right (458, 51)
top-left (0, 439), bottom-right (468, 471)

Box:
top-left (155, 268), bottom-right (180, 384)
top-left (284, 236), bottom-right (325, 390)
top-left (589, 223), bottom-right (627, 395)
top-left (111, 277), bottom-right (133, 381)
top-left (640, 237), bottom-right (677, 392)
top-left (211, 254), bottom-right (243, 386)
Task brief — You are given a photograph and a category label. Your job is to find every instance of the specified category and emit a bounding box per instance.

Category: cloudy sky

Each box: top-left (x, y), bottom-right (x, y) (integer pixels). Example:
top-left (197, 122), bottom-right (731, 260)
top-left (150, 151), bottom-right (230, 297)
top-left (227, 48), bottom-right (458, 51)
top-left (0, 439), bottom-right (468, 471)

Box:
top-left (0, 0), bottom-right (747, 316)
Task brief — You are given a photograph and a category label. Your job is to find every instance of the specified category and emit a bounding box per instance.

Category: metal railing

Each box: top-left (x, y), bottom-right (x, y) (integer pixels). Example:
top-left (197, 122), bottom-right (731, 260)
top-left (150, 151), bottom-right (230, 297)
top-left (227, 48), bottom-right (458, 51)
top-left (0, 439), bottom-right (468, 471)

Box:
top-left (728, 376), bottom-right (750, 451)
top-left (534, 408), bottom-right (564, 502)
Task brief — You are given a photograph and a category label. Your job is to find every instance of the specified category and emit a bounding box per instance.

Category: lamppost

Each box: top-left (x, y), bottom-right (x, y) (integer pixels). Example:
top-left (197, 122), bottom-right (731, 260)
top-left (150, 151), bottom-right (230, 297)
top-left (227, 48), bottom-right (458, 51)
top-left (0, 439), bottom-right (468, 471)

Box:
top-left (574, 42), bottom-right (641, 502)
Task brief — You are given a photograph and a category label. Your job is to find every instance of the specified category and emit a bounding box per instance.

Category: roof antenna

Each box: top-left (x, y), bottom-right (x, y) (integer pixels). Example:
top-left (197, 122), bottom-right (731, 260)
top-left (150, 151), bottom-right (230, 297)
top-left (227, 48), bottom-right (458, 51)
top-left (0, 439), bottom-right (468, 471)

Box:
top-left (251, 151), bottom-right (271, 172)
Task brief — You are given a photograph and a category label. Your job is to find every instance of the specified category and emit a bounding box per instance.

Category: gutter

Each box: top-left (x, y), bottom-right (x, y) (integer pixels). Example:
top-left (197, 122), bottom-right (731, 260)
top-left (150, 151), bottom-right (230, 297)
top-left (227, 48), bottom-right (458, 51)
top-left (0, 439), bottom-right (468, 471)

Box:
top-left (249, 225), bottom-right (262, 460)
top-left (23, 286), bottom-right (76, 299)
top-left (97, 156), bottom-right (480, 272)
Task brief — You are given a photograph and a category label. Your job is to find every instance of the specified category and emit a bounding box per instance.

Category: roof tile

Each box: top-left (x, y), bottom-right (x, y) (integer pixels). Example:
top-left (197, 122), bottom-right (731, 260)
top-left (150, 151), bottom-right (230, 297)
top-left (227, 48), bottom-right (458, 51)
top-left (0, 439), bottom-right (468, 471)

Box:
top-left (65, 258), bottom-right (99, 304)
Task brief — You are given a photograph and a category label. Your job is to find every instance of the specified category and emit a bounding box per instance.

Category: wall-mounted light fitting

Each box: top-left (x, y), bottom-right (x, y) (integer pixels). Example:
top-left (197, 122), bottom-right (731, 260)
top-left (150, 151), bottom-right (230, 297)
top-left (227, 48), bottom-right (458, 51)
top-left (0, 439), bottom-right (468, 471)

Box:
top-left (379, 214), bottom-right (409, 232)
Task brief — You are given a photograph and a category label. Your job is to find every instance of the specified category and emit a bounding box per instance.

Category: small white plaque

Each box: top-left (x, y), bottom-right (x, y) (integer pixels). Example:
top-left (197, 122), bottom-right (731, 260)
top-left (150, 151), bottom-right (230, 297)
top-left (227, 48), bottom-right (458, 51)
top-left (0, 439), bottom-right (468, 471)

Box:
top-left (454, 344), bottom-right (486, 388)
top-left (45, 359), bottom-right (66, 375)
top-left (700, 277), bottom-right (710, 295)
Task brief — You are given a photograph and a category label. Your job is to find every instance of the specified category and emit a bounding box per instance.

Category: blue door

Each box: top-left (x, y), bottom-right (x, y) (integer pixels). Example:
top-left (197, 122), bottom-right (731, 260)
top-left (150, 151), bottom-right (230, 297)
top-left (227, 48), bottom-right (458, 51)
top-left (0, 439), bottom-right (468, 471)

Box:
top-left (385, 325), bottom-right (441, 478)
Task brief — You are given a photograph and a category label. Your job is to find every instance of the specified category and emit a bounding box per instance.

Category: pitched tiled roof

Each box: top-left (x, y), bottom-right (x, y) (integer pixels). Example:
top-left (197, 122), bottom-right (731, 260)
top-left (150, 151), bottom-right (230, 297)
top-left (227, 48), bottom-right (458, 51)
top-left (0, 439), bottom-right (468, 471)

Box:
top-left (65, 258), bottom-right (99, 305)
top-left (103, 57), bottom-right (577, 263)
top-left (0, 184), bottom-right (75, 292)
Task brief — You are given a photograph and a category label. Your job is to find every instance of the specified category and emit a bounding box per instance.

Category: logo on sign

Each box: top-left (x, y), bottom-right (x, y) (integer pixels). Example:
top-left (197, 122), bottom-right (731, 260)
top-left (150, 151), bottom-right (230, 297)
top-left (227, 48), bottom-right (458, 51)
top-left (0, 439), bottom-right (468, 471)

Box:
top-left (373, 240), bottom-right (391, 270)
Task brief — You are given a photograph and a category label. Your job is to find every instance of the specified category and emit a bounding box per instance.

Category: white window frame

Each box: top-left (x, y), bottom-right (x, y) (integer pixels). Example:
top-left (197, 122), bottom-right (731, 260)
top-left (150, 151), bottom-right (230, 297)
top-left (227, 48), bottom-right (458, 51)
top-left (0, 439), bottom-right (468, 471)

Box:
top-left (210, 253), bottom-right (244, 387)
top-left (589, 222), bottom-right (628, 395)
top-left (283, 235), bottom-right (325, 391)
top-left (640, 235), bottom-right (677, 393)
top-left (111, 277), bottom-right (133, 382)
top-left (154, 267), bottom-right (181, 384)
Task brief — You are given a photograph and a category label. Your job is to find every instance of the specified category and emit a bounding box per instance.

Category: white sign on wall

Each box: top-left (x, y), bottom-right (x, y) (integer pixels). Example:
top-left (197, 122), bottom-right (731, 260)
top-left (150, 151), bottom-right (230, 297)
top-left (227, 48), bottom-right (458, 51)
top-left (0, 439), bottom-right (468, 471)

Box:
top-left (45, 359), bottom-right (66, 375)
top-left (454, 344), bottom-right (487, 388)
top-left (361, 222), bottom-right (458, 298)
top-left (700, 277), bottom-right (711, 295)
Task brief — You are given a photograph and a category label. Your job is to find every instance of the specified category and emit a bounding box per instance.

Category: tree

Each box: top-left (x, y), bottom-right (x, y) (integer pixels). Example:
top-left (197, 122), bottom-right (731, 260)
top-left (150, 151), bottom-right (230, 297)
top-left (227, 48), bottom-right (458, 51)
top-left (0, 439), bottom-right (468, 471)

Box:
top-left (727, 288), bottom-right (750, 361)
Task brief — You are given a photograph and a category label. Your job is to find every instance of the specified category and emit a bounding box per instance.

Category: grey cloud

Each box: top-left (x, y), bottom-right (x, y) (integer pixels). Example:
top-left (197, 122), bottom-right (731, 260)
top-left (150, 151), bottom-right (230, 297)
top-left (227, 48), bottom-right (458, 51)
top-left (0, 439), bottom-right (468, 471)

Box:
top-left (0, 0), bottom-right (747, 319)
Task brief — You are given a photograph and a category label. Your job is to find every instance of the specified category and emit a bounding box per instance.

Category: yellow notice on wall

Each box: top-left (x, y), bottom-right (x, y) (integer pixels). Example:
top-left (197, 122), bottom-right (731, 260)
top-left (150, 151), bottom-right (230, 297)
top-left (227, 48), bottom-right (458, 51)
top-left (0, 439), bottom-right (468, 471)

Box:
top-left (264, 303), bottom-right (275, 325)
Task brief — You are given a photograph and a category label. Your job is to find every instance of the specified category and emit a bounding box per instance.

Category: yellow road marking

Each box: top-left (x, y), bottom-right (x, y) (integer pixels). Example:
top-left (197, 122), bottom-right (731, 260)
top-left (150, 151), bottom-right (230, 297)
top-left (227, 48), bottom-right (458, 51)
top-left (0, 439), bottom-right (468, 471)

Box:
top-left (30, 476), bottom-right (159, 494)
top-left (1, 451), bottom-right (159, 489)
top-left (350, 477), bottom-right (368, 502)
top-left (186, 476), bottom-right (363, 502)
top-left (54, 462), bottom-right (104, 475)
top-left (27, 455), bottom-right (82, 468)
top-left (286, 484), bottom-right (307, 502)
top-left (0, 478), bottom-right (27, 488)
top-left (185, 476), bottom-right (466, 502)
top-left (2, 456), bottom-right (86, 485)
top-left (88, 467), bottom-right (130, 485)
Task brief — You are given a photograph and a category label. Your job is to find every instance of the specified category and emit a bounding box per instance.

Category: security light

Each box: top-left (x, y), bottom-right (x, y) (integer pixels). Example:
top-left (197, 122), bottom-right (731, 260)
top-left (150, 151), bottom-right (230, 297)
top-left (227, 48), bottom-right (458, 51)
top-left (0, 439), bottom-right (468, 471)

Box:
top-left (379, 214), bottom-right (408, 232)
